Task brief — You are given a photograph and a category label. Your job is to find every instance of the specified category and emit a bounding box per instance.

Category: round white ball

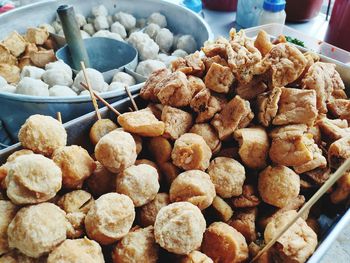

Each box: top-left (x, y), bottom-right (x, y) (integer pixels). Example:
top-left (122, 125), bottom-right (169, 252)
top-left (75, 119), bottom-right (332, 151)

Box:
top-left (16, 77), bottom-right (49, 96)
top-left (136, 60), bottom-right (166, 77)
top-left (49, 85), bottom-right (77, 97)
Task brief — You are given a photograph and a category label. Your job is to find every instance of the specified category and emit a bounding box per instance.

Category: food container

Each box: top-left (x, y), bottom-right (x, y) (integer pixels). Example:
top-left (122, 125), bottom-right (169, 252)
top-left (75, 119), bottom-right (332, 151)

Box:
top-left (0, 0), bottom-right (212, 143)
top-left (202, 0), bottom-right (238, 11)
top-left (285, 0), bottom-right (323, 22)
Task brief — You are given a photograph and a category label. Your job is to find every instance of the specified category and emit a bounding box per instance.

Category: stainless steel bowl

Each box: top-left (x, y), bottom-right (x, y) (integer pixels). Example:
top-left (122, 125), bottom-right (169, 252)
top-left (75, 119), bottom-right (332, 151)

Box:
top-left (0, 0), bottom-right (212, 142)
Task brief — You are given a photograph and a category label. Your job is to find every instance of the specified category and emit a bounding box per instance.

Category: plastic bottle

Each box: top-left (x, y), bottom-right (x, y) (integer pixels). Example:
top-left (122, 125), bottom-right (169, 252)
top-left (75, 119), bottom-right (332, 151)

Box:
top-left (258, 0), bottom-right (286, 25)
top-left (181, 0), bottom-right (202, 13)
top-left (236, 0), bottom-right (264, 28)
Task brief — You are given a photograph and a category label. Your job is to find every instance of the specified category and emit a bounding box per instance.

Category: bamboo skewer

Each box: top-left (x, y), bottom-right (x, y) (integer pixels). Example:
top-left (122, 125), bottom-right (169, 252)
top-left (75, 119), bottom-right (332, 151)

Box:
top-left (128, 107), bottom-right (134, 112)
top-left (124, 86), bottom-right (138, 111)
top-left (251, 158), bottom-right (350, 263)
top-left (80, 82), bottom-right (121, 116)
top-left (80, 61), bottom-right (102, 120)
top-left (57, 112), bottom-right (62, 123)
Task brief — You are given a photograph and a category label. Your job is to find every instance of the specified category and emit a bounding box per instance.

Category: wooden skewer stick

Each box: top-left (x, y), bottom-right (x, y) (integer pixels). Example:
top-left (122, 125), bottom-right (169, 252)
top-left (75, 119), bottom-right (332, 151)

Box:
top-left (57, 112), bottom-right (62, 123)
top-left (80, 61), bottom-right (101, 120)
top-left (251, 158), bottom-right (350, 263)
top-left (124, 86), bottom-right (138, 111)
top-left (128, 107), bottom-right (134, 112)
top-left (80, 82), bottom-right (121, 116)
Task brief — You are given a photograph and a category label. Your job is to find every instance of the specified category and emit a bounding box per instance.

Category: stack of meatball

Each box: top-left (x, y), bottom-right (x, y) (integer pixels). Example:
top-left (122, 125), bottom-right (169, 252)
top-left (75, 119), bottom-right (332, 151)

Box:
top-left (0, 28), bottom-right (349, 263)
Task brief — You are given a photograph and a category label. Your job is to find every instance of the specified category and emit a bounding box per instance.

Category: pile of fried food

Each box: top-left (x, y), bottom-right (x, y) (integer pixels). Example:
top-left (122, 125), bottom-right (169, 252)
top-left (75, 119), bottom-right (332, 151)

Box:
top-left (0, 27), bottom-right (56, 83)
top-left (0, 29), bottom-right (350, 263)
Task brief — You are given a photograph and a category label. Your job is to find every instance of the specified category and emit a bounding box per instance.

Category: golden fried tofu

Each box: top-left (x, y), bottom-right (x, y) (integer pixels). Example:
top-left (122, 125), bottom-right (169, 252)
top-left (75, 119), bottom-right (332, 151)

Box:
top-left (2, 31), bottom-right (27, 57)
top-left (236, 76), bottom-right (267, 100)
top-left (257, 87), bottom-right (282, 127)
top-left (328, 136), bottom-right (350, 169)
top-left (161, 106), bottom-right (193, 140)
top-left (317, 117), bottom-right (350, 143)
top-left (26, 27), bottom-right (49, 45)
top-left (327, 99), bottom-right (350, 123)
top-left (231, 185), bottom-right (261, 208)
top-left (187, 75), bottom-right (205, 95)
top-left (205, 62), bottom-right (234, 93)
top-left (30, 49), bottom-right (56, 68)
top-left (140, 68), bottom-right (170, 102)
top-left (254, 30), bottom-right (273, 57)
top-left (211, 196), bottom-right (233, 222)
top-left (228, 208), bottom-right (257, 243)
top-left (202, 43), bottom-right (227, 58)
top-left (330, 172), bottom-right (350, 204)
top-left (0, 44), bottom-right (17, 65)
top-left (148, 136), bottom-right (172, 163)
top-left (305, 167), bottom-right (330, 185)
top-left (190, 123), bottom-right (221, 153)
top-left (202, 55), bottom-right (228, 71)
top-left (0, 63), bottom-right (20, 83)
top-left (172, 51), bottom-right (205, 77)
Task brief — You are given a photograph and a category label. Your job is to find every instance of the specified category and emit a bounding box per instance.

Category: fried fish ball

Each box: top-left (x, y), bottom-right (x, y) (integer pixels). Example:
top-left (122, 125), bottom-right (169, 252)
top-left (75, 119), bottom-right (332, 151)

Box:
top-left (205, 62), bottom-right (234, 94)
top-left (258, 165), bottom-right (300, 208)
top-left (85, 193), bottom-right (135, 245)
top-left (116, 164), bottom-right (160, 207)
top-left (207, 157), bottom-right (246, 198)
top-left (5, 154), bottom-right (62, 205)
top-left (57, 190), bottom-right (94, 214)
top-left (170, 170), bottom-right (215, 210)
top-left (228, 208), bottom-right (257, 243)
top-left (52, 145), bottom-right (96, 189)
top-left (65, 212), bottom-right (86, 239)
top-left (180, 251), bottom-right (213, 263)
top-left (0, 250), bottom-right (43, 263)
top-left (190, 123), bottom-right (221, 154)
top-left (118, 108), bottom-right (165, 137)
top-left (161, 106), bottom-right (193, 140)
top-left (135, 159), bottom-right (161, 180)
top-left (89, 119), bottom-right (118, 145)
top-left (330, 172), bottom-right (350, 204)
top-left (201, 222), bottom-right (249, 263)
top-left (172, 133), bottom-right (212, 171)
top-left (234, 127), bottom-right (269, 170)
top-left (7, 203), bottom-right (68, 258)
top-left (264, 210), bottom-right (317, 263)
top-left (328, 136), bottom-right (350, 169)
top-left (86, 161), bottom-right (116, 197)
top-left (0, 201), bottom-right (17, 256)
top-left (139, 193), bottom-right (170, 227)
top-left (231, 185), bottom-right (261, 208)
top-left (112, 226), bottom-right (159, 263)
top-left (47, 238), bottom-right (104, 263)
top-left (95, 130), bottom-right (137, 173)
top-left (211, 196), bottom-right (234, 222)
top-left (18, 114), bottom-right (67, 156)
top-left (148, 136), bottom-right (172, 163)
top-left (154, 202), bottom-right (206, 255)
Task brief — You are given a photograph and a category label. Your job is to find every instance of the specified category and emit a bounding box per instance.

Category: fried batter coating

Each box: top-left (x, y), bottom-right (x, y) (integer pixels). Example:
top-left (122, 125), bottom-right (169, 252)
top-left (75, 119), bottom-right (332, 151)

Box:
top-left (18, 114), bottom-right (67, 156)
top-left (161, 106), bottom-right (193, 140)
top-left (188, 75), bottom-right (206, 95)
top-left (180, 251), bottom-right (213, 263)
top-left (328, 136), bottom-right (350, 169)
top-left (154, 202), bottom-right (206, 255)
top-left (5, 154), bottom-right (62, 205)
top-left (85, 193), bottom-right (135, 245)
top-left (202, 43), bottom-right (227, 58)
top-left (139, 193), bottom-right (170, 227)
top-left (0, 201), bottom-right (17, 256)
top-left (330, 172), bottom-right (350, 204)
top-left (234, 127), bottom-right (269, 170)
top-left (118, 108), bottom-right (165, 137)
top-left (112, 226), bottom-right (159, 263)
top-left (327, 99), bottom-right (350, 123)
top-left (116, 164), bottom-right (160, 207)
top-left (205, 62), bottom-right (234, 94)
top-left (7, 203), bottom-right (68, 258)
top-left (202, 222), bottom-right (249, 263)
top-left (148, 136), bottom-right (172, 163)
top-left (302, 62), bottom-right (345, 113)
top-left (258, 165), bottom-right (300, 208)
top-left (86, 161), bottom-right (115, 197)
top-left (211, 195), bottom-right (234, 222)
top-left (317, 117), bottom-right (350, 143)
top-left (236, 76), bottom-right (268, 100)
top-left (202, 55), bottom-right (228, 70)
top-left (228, 208), bottom-right (257, 243)
top-left (254, 30), bottom-right (273, 57)
top-left (170, 170), bottom-right (215, 210)
top-left (264, 210), bottom-right (317, 263)
top-left (190, 123), bottom-right (221, 153)
top-left (89, 119), bottom-right (118, 145)
top-left (257, 87), bottom-right (282, 127)
top-left (140, 68), bottom-right (170, 102)
top-left (172, 52), bottom-right (205, 77)
top-left (172, 133), bottom-right (212, 171)
top-left (52, 145), bottom-right (96, 189)
top-left (231, 185), bottom-right (261, 208)
top-left (273, 88), bottom-right (318, 126)
top-left (211, 95), bottom-right (254, 140)
top-left (208, 157), bottom-right (246, 198)
top-left (95, 130), bottom-right (137, 173)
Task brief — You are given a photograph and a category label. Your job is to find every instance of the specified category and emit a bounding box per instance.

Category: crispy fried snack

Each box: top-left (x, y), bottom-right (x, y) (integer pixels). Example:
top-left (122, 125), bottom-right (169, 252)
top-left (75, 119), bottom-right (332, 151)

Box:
top-left (140, 68), bottom-right (170, 102)
top-left (257, 87), bottom-right (282, 127)
top-left (26, 28), bottom-right (49, 45)
top-left (0, 44), bottom-right (17, 65)
top-left (205, 62), bottom-right (234, 93)
top-left (228, 208), bottom-right (257, 243)
top-left (89, 119), bottom-right (118, 145)
top-left (190, 123), bottom-right (221, 153)
top-left (330, 172), bottom-right (350, 204)
top-left (172, 51), bottom-right (205, 77)
top-left (188, 75), bottom-right (206, 95)
top-left (161, 106), bottom-right (193, 140)
top-left (86, 161), bottom-right (116, 197)
top-left (0, 63), bottom-right (20, 83)
top-left (254, 30), bottom-right (273, 57)
top-left (211, 195), bottom-right (234, 222)
top-left (139, 193), bottom-right (170, 227)
top-left (180, 251), bottom-right (213, 263)
top-left (148, 136), bottom-right (172, 163)
top-left (328, 136), bottom-right (350, 169)
top-left (231, 185), bottom-right (261, 208)
top-left (0, 201), bottom-right (17, 256)
top-left (2, 31), bottom-right (27, 57)
top-left (327, 99), bottom-right (350, 123)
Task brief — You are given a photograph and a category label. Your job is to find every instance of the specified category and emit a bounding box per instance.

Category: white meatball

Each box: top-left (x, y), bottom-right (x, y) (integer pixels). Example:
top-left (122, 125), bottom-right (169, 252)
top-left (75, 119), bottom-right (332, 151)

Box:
top-left (128, 27), bottom-right (141, 36)
top-left (109, 81), bottom-right (126, 91)
top-left (42, 69), bottom-right (73, 88)
top-left (128, 32), bottom-right (159, 61)
top-left (156, 28), bottom-right (174, 53)
top-left (136, 18), bottom-right (147, 28)
top-left (94, 16), bottom-right (109, 31)
top-left (52, 21), bottom-right (62, 33)
top-left (49, 85), bottom-right (77, 97)
top-left (112, 72), bottom-right (136, 86)
top-left (93, 30), bottom-right (123, 41)
top-left (171, 49), bottom-right (188, 58)
top-left (16, 77), bottom-right (49, 96)
top-left (20, 66), bottom-right (45, 80)
top-left (92, 5), bottom-right (108, 17)
top-left (110, 21), bottom-right (127, 39)
top-left (73, 68), bottom-right (108, 93)
top-left (177, 35), bottom-right (197, 54)
top-left (157, 53), bottom-right (177, 68)
top-left (107, 15), bottom-right (114, 26)
top-left (136, 60), bottom-right (166, 77)
top-left (0, 84), bottom-right (16, 93)
top-left (147, 12), bottom-right (167, 28)
top-left (113, 12), bottom-right (136, 31)
top-left (0, 76), bottom-right (6, 88)
top-left (79, 90), bottom-right (91, 96)
top-left (45, 61), bottom-right (73, 79)
top-left (83, 23), bottom-right (96, 36)
top-left (144, 23), bottom-right (161, 40)
top-left (39, 23), bottom-right (55, 34)
top-left (80, 30), bottom-right (91, 39)
top-left (75, 14), bottom-right (87, 28)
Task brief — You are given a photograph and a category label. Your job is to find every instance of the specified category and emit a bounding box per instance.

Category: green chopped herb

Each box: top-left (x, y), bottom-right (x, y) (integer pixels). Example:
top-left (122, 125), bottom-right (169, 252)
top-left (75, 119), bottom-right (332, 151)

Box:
top-left (285, 36), bottom-right (305, 47)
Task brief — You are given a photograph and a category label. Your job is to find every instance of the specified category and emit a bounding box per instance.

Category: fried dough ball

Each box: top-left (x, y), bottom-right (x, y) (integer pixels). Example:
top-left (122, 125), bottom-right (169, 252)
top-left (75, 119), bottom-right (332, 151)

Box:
top-left (190, 123), bottom-right (221, 153)
top-left (0, 201), bottom-right (17, 256)
top-left (57, 190), bottom-right (94, 214)
top-left (85, 193), bottom-right (135, 245)
top-left (170, 170), bottom-right (215, 210)
top-left (211, 196), bottom-right (234, 222)
top-left (207, 157), bottom-right (246, 198)
top-left (180, 251), bottom-right (213, 263)
top-left (116, 164), bottom-right (160, 207)
top-left (18, 114), bottom-right (67, 156)
top-left (234, 127), bottom-right (269, 170)
top-left (86, 161), bottom-right (116, 197)
top-left (258, 165), bottom-right (300, 208)
top-left (89, 119), bottom-right (118, 145)
top-left (202, 222), bottom-right (249, 263)
top-left (139, 193), bottom-right (170, 227)
top-left (228, 208), bottom-right (257, 243)
top-left (264, 210), bottom-right (317, 263)
top-left (118, 108), bottom-right (165, 137)
top-left (5, 154), bottom-right (62, 205)
top-left (148, 136), bottom-right (172, 163)
top-left (112, 226), bottom-right (159, 263)
top-left (95, 130), bottom-right (137, 173)
top-left (205, 62), bottom-right (234, 94)
top-left (154, 202), bottom-right (206, 255)
top-left (52, 145), bottom-right (96, 189)
top-left (171, 133), bottom-right (212, 171)
top-left (47, 238), bottom-right (104, 263)
top-left (7, 203), bottom-right (68, 258)
top-left (328, 136), bottom-right (350, 169)
top-left (161, 106), bottom-right (193, 140)
top-left (135, 159), bottom-right (161, 180)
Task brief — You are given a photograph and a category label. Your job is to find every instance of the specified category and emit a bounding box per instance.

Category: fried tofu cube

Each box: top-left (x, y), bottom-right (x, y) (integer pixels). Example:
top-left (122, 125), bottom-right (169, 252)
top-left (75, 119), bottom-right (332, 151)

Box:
top-left (26, 27), bottom-right (49, 45)
top-left (231, 185), bottom-right (261, 208)
top-left (140, 68), bottom-right (170, 102)
top-left (205, 62), bottom-right (234, 94)
top-left (187, 75), bottom-right (205, 95)
top-left (0, 63), bottom-right (20, 83)
top-left (190, 88), bottom-right (222, 123)
top-left (30, 49), bottom-right (56, 68)
top-left (257, 88), bottom-right (282, 127)
top-left (0, 44), bottom-right (17, 65)
top-left (328, 99), bottom-right (350, 123)
top-left (211, 196), bottom-right (233, 222)
top-left (161, 106), bottom-right (193, 140)
top-left (2, 31), bottom-right (27, 57)
top-left (228, 208), bottom-right (257, 243)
